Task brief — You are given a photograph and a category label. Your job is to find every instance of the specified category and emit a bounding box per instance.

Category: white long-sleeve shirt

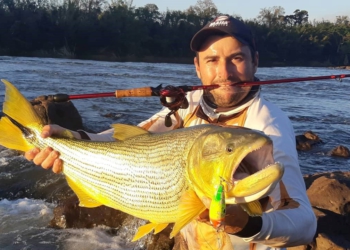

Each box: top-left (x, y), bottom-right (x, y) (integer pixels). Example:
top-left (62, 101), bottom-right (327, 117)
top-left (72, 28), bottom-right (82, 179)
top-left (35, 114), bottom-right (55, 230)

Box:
top-left (85, 89), bottom-right (316, 249)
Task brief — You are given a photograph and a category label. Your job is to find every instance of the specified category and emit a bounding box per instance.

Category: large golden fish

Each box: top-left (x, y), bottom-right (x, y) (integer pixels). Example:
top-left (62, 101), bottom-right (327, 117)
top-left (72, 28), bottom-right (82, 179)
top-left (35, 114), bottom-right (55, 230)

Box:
top-left (0, 79), bottom-right (284, 241)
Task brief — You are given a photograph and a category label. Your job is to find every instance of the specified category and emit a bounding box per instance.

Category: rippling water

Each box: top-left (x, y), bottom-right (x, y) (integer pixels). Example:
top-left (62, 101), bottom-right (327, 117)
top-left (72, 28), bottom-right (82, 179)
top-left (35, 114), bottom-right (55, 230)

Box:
top-left (0, 56), bottom-right (349, 249)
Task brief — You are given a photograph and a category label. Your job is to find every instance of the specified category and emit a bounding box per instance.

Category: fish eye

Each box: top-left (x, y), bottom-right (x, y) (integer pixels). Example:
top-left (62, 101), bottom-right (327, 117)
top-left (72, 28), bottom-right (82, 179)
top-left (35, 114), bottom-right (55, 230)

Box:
top-left (226, 144), bottom-right (234, 153)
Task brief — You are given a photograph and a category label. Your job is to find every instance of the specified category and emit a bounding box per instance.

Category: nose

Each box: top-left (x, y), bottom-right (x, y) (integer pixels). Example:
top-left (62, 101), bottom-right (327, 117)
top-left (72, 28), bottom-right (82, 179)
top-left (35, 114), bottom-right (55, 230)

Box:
top-left (217, 60), bottom-right (235, 80)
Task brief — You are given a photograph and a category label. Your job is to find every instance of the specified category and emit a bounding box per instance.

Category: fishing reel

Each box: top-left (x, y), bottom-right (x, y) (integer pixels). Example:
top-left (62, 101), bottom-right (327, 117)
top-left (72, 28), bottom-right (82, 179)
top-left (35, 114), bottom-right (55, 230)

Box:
top-left (159, 85), bottom-right (189, 127)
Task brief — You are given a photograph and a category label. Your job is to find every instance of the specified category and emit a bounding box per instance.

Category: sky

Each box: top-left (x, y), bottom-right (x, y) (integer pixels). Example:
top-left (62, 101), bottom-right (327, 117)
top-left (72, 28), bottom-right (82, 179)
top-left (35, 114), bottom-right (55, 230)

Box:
top-left (132, 0), bottom-right (350, 22)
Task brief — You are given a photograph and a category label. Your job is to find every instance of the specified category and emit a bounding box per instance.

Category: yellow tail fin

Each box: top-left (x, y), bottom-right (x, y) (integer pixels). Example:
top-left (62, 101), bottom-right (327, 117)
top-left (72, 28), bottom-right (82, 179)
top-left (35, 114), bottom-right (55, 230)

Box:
top-left (0, 79), bottom-right (43, 152)
top-left (1, 79), bottom-right (43, 127)
top-left (0, 116), bottom-right (33, 152)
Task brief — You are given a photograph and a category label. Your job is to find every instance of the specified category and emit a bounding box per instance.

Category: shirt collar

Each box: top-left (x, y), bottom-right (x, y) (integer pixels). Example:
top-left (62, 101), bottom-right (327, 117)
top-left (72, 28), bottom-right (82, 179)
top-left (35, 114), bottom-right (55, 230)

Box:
top-left (199, 86), bottom-right (260, 120)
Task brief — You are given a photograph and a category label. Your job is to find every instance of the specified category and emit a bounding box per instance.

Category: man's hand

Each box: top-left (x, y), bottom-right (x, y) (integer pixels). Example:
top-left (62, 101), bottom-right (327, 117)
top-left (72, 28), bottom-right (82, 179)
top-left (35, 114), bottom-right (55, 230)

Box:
top-left (197, 204), bottom-right (249, 234)
top-left (24, 124), bottom-right (81, 173)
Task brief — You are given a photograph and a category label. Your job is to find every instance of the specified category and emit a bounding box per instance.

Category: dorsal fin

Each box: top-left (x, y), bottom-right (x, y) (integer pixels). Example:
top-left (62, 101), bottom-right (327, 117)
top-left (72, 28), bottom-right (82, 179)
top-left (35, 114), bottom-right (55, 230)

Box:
top-left (111, 124), bottom-right (150, 141)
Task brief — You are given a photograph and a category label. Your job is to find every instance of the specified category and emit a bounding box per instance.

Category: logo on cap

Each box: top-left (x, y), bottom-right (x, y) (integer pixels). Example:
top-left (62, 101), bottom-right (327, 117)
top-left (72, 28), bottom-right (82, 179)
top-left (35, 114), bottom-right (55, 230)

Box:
top-left (209, 16), bottom-right (230, 27)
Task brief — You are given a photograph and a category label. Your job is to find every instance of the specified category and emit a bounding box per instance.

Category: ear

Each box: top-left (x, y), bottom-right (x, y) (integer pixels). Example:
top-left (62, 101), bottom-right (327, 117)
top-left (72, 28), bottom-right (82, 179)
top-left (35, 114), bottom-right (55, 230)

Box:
top-left (253, 51), bottom-right (259, 74)
top-left (194, 56), bottom-right (201, 79)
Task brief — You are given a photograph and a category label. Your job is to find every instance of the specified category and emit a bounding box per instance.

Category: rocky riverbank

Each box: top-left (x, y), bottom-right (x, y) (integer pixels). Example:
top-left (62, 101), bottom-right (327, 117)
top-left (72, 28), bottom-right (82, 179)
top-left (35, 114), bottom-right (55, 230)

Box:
top-left (45, 171), bottom-right (350, 250)
top-left (291, 172), bottom-right (350, 249)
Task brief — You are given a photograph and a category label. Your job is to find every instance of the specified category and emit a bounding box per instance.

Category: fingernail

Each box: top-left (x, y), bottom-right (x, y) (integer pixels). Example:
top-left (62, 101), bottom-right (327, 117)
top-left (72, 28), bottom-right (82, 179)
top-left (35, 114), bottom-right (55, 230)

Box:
top-left (30, 148), bottom-right (38, 155)
top-left (54, 159), bottom-right (63, 173)
top-left (44, 147), bottom-right (52, 154)
top-left (50, 151), bottom-right (59, 158)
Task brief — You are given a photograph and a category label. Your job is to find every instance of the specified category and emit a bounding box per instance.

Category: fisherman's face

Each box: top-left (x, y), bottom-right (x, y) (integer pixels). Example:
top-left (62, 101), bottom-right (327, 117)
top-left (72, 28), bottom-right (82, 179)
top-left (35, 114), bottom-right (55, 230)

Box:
top-left (194, 35), bottom-right (259, 108)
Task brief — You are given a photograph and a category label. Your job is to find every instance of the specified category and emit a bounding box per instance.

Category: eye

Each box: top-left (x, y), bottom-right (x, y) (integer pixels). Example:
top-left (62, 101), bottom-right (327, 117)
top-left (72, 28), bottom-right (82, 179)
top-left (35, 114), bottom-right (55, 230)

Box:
top-left (233, 56), bottom-right (243, 62)
top-left (226, 144), bottom-right (234, 153)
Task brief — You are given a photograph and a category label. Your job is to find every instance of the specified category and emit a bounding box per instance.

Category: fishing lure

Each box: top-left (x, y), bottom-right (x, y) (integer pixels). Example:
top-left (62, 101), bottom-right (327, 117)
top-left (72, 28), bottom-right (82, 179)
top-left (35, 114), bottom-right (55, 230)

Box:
top-left (209, 179), bottom-right (226, 229)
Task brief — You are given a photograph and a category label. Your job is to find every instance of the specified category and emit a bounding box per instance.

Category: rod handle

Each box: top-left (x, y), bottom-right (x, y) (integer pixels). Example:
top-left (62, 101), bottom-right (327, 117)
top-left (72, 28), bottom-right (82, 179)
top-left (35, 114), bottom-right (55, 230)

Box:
top-left (115, 87), bottom-right (153, 98)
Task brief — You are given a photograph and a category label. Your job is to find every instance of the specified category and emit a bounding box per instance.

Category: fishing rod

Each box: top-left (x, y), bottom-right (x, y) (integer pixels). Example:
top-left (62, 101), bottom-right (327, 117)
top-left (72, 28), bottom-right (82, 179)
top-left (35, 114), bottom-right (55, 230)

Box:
top-left (237, 74), bottom-right (350, 86)
top-left (50, 84), bottom-right (218, 102)
top-left (49, 73), bottom-right (350, 102)
top-left (42, 73), bottom-right (350, 127)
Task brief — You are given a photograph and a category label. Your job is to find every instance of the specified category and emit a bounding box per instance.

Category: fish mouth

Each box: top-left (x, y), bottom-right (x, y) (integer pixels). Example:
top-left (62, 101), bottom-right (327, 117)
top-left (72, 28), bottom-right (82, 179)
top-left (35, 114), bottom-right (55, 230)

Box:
top-left (226, 142), bottom-right (284, 204)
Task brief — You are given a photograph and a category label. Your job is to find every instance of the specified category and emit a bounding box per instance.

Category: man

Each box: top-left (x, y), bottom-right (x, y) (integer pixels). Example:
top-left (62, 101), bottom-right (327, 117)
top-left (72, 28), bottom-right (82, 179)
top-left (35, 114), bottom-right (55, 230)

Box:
top-left (26, 15), bottom-right (316, 249)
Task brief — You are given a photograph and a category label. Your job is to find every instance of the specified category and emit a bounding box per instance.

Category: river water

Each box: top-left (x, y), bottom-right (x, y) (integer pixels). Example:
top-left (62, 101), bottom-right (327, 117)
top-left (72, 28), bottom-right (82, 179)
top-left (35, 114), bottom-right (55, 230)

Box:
top-left (0, 56), bottom-right (349, 249)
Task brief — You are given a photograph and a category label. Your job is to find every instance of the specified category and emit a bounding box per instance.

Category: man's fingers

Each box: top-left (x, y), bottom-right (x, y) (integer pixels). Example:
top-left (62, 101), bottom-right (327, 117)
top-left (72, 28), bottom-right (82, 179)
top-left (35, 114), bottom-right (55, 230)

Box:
top-left (40, 149), bottom-right (60, 169)
top-left (24, 148), bottom-right (40, 160)
top-left (27, 146), bottom-right (62, 173)
top-left (32, 147), bottom-right (52, 166)
top-left (25, 125), bottom-right (64, 173)
top-left (41, 125), bottom-right (54, 138)
top-left (40, 124), bottom-right (65, 138)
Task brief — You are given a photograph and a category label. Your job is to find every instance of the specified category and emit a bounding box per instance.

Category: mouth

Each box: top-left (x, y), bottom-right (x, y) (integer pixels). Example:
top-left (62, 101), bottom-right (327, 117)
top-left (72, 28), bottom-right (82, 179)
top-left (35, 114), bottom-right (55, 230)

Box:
top-left (215, 82), bottom-right (237, 88)
top-left (214, 79), bottom-right (248, 87)
top-left (226, 143), bottom-right (284, 204)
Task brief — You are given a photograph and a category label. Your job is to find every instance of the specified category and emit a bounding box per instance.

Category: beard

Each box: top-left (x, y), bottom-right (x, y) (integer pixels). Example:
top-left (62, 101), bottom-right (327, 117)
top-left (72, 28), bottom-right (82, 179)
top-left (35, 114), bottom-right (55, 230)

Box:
top-left (203, 78), bottom-right (253, 108)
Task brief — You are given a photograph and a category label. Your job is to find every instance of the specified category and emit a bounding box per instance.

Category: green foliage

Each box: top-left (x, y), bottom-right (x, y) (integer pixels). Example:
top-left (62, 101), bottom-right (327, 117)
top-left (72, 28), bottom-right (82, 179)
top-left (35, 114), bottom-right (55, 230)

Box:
top-left (0, 2), bottom-right (349, 66)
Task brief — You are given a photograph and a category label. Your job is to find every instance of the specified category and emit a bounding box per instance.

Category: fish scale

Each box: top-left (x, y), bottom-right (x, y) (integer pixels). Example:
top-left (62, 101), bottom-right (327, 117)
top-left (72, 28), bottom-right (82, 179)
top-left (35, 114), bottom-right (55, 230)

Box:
top-left (30, 127), bottom-right (211, 222)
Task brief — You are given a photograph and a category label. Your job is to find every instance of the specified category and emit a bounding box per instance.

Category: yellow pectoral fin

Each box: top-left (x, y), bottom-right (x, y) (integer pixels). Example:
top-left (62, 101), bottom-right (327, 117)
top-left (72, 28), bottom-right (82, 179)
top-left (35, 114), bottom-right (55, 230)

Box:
top-left (65, 176), bottom-right (103, 208)
top-left (170, 189), bottom-right (206, 239)
top-left (239, 200), bottom-right (263, 216)
top-left (132, 222), bottom-right (157, 242)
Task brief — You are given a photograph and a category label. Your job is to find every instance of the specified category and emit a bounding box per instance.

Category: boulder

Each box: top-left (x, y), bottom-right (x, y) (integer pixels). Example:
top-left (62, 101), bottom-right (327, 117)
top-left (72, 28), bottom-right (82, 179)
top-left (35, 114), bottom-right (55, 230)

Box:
top-left (329, 145), bottom-right (350, 158)
top-left (296, 131), bottom-right (323, 151)
top-left (290, 172), bottom-right (350, 250)
top-left (50, 195), bottom-right (175, 250)
top-left (30, 95), bottom-right (84, 131)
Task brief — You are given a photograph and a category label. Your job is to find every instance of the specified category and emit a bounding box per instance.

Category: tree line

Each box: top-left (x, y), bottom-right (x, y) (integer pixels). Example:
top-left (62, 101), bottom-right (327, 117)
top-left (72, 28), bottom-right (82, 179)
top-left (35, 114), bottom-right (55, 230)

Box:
top-left (0, 0), bottom-right (349, 66)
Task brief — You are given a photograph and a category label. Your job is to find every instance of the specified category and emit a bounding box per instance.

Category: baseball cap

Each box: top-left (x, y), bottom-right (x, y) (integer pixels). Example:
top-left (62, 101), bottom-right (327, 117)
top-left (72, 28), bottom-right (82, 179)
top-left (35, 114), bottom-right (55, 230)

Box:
top-left (190, 15), bottom-right (256, 52)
